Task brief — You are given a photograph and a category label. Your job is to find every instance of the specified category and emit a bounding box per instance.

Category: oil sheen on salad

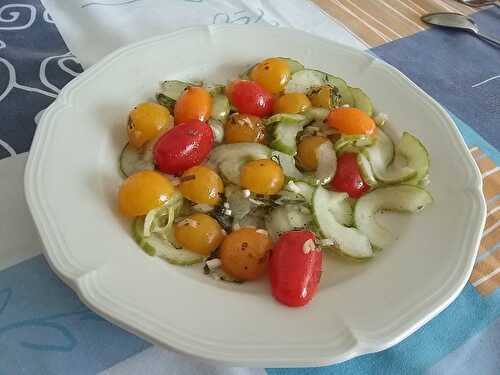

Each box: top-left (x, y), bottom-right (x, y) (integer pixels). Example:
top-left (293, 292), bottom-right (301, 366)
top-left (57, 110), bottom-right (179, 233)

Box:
top-left (117, 57), bottom-right (432, 308)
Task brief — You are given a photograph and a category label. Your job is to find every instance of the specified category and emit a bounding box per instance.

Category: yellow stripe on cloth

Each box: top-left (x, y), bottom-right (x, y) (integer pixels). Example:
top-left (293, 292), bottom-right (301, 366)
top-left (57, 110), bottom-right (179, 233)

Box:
top-left (469, 147), bottom-right (500, 296)
top-left (313, 0), bottom-right (475, 47)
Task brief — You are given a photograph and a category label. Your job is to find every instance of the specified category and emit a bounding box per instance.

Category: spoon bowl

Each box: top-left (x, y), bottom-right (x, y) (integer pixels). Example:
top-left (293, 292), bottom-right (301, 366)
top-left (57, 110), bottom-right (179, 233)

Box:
top-left (421, 12), bottom-right (500, 47)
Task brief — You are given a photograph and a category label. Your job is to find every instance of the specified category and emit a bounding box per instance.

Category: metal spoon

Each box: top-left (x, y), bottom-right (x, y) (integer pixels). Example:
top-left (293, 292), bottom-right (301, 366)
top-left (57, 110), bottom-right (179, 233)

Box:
top-left (421, 12), bottom-right (500, 48)
top-left (456, 0), bottom-right (500, 8)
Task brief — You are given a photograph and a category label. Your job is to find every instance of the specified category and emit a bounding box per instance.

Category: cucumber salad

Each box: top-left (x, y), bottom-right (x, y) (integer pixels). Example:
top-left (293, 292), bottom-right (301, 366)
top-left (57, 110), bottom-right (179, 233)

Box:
top-left (117, 57), bottom-right (432, 307)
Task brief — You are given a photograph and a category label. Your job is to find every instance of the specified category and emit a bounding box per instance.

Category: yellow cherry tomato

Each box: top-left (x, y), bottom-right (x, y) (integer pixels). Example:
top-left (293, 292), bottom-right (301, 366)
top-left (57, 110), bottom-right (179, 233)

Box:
top-left (327, 107), bottom-right (375, 135)
top-left (250, 58), bottom-right (290, 94)
top-left (240, 159), bottom-right (284, 195)
top-left (174, 86), bottom-right (212, 125)
top-left (296, 136), bottom-right (330, 171)
top-left (224, 113), bottom-right (266, 144)
top-left (128, 103), bottom-right (171, 148)
top-left (273, 92), bottom-right (311, 114)
top-left (118, 171), bottom-right (174, 217)
top-left (220, 228), bottom-right (273, 281)
top-left (179, 166), bottom-right (224, 205)
top-left (308, 85), bottom-right (338, 109)
top-left (174, 213), bottom-right (224, 255)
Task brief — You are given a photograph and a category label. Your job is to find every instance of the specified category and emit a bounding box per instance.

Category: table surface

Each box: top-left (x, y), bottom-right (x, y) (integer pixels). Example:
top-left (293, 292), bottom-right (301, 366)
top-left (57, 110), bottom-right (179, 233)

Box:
top-left (0, 0), bottom-right (499, 374)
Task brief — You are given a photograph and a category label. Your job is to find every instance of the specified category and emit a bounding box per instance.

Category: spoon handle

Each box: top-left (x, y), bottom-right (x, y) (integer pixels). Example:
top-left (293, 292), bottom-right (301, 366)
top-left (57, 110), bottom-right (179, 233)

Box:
top-left (476, 32), bottom-right (500, 48)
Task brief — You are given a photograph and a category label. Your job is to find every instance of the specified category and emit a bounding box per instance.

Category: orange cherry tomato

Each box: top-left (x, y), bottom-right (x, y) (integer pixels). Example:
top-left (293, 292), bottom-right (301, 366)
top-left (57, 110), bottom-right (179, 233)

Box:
top-left (128, 102), bottom-right (171, 148)
top-left (174, 213), bottom-right (224, 256)
top-left (296, 136), bottom-right (330, 171)
top-left (179, 166), bottom-right (224, 205)
top-left (174, 86), bottom-right (212, 125)
top-left (224, 113), bottom-right (266, 144)
top-left (308, 85), bottom-right (338, 109)
top-left (240, 159), bottom-right (285, 195)
top-left (327, 107), bottom-right (375, 135)
top-left (250, 58), bottom-right (290, 94)
top-left (219, 228), bottom-right (273, 281)
top-left (274, 92), bottom-right (311, 114)
top-left (118, 171), bottom-right (175, 217)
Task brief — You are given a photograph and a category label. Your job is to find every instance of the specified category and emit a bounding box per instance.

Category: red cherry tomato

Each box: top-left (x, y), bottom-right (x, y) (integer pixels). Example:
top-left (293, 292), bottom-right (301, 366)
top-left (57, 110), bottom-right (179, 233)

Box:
top-left (270, 230), bottom-right (322, 307)
top-left (330, 152), bottom-right (369, 198)
top-left (153, 120), bottom-right (213, 175)
top-left (226, 80), bottom-right (273, 117)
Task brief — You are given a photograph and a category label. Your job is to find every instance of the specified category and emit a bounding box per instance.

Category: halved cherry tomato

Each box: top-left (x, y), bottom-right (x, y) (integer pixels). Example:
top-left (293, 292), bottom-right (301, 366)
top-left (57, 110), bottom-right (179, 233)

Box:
top-left (118, 171), bottom-right (174, 217)
top-left (154, 120), bottom-right (213, 175)
top-left (308, 85), bottom-right (338, 109)
top-left (220, 228), bottom-right (273, 281)
top-left (174, 213), bottom-right (224, 256)
top-left (327, 107), bottom-right (375, 135)
top-left (270, 230), bottom-right (322, 307)
top-left (330, 152), bottom-right (369, 198)
top-left (226, 80), bottom-right (273, 117)
top-left (296, 136), bottom-right (329, 171)
top-left (224, 113), bottom-right (266, 144)
top-left (273, 93), bottom-right (311, 114)
top-left (240, 159), bottom-right (285, 195)
top-left (250, 58), bottom-right (290, 94)
top-left (179, 166), bottom-right (224, 205)
top-left (174, 86), bottom-right (212, 125)
top-left (128, 102), bottom-right (171, 148)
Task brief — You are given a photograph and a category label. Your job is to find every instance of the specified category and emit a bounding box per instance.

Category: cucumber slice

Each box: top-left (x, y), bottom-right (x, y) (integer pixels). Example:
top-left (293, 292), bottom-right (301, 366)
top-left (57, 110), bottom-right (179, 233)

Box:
top-left (202, 82), bottom-right (225, 96)
top-left (350, 87), bottom-right (374, 116)
top-left (357, 152), bottom-right (378, 187)
top-left (270, 123), bottom-right (303, 155)
top-left (265, 204), bottom-right (312, 241)
top-left (379, 119), bottom-right (401, 145)
top-left (304, 107), bottom-right (330, 122)
top-left (209, 143), bottom-right (271, 184)
top-left (271, 150), bottom-right (319, 185)
top-left (281, 181), bottom-right (315, 204)
top-left (132, 217), bottom-right (204, 265)
top-left (294, 182), bottom-right (315, 204)
top-left (326, 75), bottom-right (354, 107)
top-left (315, 141), bottom-right (337, 185)
top-left (329, 191), bottom-right (353, 227)
top-left (337, 144), bottom-right (364, 155)
top-left (267, 113), bottom-right (311, 155)
top-left (211, 94), bottom-right (230, 122)
top-left (208, 118), bottom-right (224, 144)
top-left (157, 93), bottom-right (176, 109)
top-left (354, 185), bottom-right (432, 249)
top-left (312, 186), bottom-right (372, 258)
top-left (285, 69), bottom-right (355, 107)
top-left (227, 188), bottom-right (252, 220)
top-left (119, 143), bottom-right (154, 177)
top-left (364, 128), bottom-right (416, 184)
top-left (335, 134), bottom-right (374, 151)
top-left (282, 57), bottom-right (305, 74)
top-left (158, 80), bottom-right (190, 101)
top-left (285, 69), bottom-right (327, 94)
top-left (397, 132), bottom-right (430, 185)
top-left (265, 113), bottom-right (309, 126)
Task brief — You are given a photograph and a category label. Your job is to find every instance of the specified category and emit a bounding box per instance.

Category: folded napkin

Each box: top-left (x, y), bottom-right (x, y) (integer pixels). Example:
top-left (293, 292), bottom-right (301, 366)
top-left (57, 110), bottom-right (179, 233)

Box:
top-left (41, 0), bottom-right (365, 68)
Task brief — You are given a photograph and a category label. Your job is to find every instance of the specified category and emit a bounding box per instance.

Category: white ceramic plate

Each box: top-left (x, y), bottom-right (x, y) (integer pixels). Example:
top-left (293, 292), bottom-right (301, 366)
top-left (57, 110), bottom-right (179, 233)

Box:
top-left (25, 26), bottom-right (485, 367)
